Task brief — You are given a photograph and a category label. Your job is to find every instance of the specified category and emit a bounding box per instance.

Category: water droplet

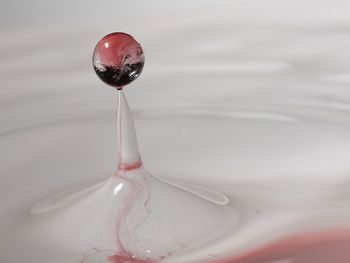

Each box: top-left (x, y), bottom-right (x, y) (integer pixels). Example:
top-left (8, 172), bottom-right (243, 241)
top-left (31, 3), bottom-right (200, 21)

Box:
top-left (92, 32), bottom-right (145, 89)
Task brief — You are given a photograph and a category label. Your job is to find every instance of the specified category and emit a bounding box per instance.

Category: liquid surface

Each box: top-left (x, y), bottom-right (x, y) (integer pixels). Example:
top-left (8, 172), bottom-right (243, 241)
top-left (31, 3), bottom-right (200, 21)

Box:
top-left (23, 91), bottom-right (236, 263)
top-left (2, 1), bottom-right (350, 262)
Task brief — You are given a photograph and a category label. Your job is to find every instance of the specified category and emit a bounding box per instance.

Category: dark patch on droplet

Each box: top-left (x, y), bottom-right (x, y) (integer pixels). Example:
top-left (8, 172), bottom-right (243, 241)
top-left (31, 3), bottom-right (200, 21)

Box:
top-left (94, 62), bottom-right (144, 88)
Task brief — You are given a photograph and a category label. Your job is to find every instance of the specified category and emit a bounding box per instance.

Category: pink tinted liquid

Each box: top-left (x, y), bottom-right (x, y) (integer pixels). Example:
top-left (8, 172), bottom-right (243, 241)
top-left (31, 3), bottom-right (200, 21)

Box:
top-left (101, 228), bottom-right (350, 263)
top-left (83, 90), bottom-right (350, 263)
top-left (107, 254), bottom-right (157, 263)
top-left (212, 228), bottom-right (350, 263)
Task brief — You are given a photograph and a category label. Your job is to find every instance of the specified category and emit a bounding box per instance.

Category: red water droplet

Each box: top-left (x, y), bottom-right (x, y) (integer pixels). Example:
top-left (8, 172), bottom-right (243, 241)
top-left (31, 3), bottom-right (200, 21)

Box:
top-left (93, 32), bottom-right (144, 89)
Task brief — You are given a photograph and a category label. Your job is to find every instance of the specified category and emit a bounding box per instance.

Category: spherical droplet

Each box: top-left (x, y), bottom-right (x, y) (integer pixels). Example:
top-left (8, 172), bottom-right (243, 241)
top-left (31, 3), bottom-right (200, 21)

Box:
top-left (92, 32), bottom-right (144, 89)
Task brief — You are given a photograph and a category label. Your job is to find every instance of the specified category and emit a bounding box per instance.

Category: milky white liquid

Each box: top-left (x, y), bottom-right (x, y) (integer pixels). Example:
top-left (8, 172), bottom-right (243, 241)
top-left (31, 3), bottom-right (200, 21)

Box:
top-left (2, 103), bottom-right (350, 262)
top-left (2, 1), bottom-right (350, 261)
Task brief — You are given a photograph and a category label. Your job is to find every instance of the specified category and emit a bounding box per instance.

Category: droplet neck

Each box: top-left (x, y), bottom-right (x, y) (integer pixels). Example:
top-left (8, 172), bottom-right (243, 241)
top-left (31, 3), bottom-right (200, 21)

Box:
top-left (116, 90), bottom-right (142, 172)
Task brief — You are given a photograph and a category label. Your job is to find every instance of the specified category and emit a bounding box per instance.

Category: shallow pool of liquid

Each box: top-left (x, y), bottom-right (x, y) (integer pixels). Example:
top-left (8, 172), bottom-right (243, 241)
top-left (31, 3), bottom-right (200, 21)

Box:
top-left (2, 1), bottom-right (350, 262)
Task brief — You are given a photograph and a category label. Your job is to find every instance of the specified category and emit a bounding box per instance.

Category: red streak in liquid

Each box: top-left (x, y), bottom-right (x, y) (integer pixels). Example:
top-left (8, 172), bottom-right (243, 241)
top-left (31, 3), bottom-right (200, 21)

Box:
top-left (117, 159), bottom-right (143, 172)
top-left (107, 254), bottom-right (157, 263)
top-left (210, 228), bottom-right (350, 263)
